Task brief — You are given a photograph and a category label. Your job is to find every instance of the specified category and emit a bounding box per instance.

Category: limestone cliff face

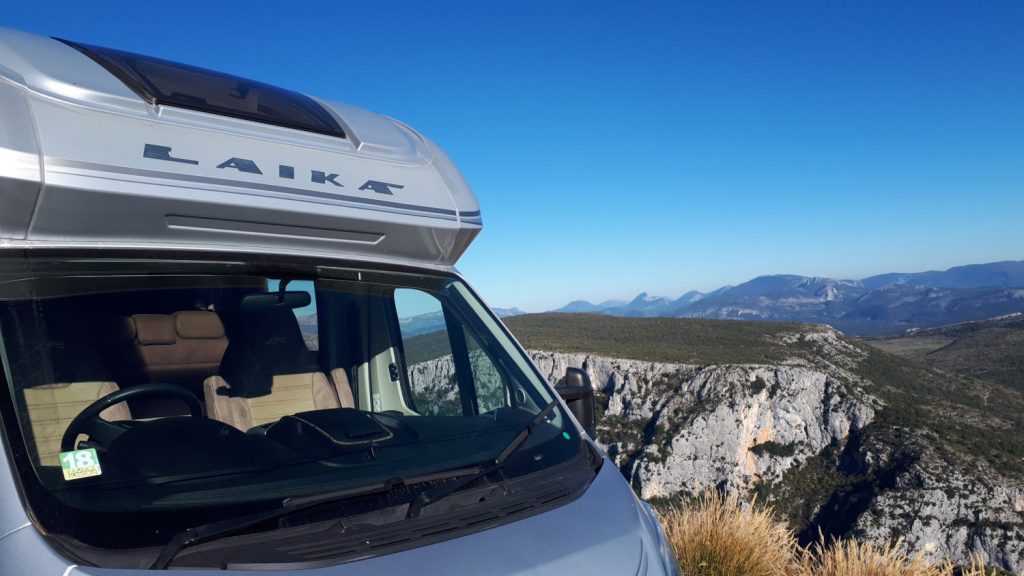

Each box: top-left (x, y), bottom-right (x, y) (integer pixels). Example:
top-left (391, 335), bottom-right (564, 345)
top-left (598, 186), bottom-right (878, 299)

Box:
top-left (526, 345), bottom-right (1024, 573)
top-left (844, 431), bottom-right (1024, 572)
top-left (529, 351), bottom-right (876, 498)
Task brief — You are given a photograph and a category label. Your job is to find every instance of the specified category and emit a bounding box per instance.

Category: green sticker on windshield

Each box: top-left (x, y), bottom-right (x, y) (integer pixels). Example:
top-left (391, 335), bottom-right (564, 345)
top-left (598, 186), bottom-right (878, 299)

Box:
top-left (60, 448), bottom-right (102, 481)
top-left (562, 432), bottom-right (571, 440)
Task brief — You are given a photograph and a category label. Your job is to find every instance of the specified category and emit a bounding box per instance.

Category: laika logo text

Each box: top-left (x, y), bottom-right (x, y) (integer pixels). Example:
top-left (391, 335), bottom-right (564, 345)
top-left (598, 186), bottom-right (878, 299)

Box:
top-left (143, 144), bottom-right (405, 195)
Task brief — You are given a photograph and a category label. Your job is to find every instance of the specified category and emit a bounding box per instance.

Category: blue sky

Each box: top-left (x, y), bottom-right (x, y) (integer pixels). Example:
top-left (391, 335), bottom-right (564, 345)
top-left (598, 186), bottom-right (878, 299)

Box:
top-left (5, 2), bottom-right (1022, 311)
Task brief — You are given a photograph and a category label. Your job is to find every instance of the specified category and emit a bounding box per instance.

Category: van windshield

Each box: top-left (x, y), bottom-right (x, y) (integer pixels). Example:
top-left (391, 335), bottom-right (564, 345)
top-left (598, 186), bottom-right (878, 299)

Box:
top-left (0, 253), bottom-right (593, 568)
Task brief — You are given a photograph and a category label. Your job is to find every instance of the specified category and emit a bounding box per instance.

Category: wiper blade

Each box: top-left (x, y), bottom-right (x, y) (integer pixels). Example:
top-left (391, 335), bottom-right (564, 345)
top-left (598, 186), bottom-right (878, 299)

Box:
top-left (151, 477), bottom-right (405, 569)
top-left (152, 401), bottom-right (562, 568)
top-left (405, 398), bottom-right (561, 520)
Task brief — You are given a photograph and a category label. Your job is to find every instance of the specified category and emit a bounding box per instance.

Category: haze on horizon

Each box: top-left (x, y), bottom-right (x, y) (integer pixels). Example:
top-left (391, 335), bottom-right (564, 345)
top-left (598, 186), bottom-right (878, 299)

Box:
top-left (6, 2), bottom-right (1021, 313)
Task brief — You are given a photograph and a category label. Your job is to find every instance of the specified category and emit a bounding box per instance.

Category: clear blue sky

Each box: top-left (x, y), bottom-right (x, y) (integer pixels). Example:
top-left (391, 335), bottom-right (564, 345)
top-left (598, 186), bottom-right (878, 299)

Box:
top-left (5, 2), bottom-right (1022, 311)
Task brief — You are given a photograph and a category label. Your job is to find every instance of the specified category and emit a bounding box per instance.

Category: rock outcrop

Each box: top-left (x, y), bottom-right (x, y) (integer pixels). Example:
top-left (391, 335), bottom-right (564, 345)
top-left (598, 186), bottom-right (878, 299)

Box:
top-left (526, 338), bottom-right (1024, 573)
top-left (529, 351), bottom-right (876, 498)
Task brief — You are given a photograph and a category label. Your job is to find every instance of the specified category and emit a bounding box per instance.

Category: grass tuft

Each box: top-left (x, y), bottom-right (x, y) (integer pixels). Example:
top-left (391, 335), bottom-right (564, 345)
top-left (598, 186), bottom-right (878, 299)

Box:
top-left (659, 491), bottom-right (799, 576)
top-left (799, 536), bottom-right (947, 576)
top-left (658, 492), bottom-right (1009, 576)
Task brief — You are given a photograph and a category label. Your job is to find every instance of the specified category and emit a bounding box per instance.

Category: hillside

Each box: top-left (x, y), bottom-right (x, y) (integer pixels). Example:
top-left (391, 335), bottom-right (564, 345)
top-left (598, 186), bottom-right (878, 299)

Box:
top-left (498, 313), bottom-right (1024, 572)
top-left (866, 313), bottom-right (1024, 391)
top-left (503, 313), bottom-right (824, 365)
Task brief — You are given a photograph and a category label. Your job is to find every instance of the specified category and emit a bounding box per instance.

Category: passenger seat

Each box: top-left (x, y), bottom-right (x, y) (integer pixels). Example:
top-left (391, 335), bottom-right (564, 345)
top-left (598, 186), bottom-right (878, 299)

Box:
top-left (204, 307), bottom-right (353, 431)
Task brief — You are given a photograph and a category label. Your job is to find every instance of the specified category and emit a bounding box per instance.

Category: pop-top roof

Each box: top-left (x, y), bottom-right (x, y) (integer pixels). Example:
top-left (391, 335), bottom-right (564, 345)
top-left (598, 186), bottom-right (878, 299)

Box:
top-left (58, 39), bottom-right (347, 139)
top-left (0, 27), bottom-right (482, 267)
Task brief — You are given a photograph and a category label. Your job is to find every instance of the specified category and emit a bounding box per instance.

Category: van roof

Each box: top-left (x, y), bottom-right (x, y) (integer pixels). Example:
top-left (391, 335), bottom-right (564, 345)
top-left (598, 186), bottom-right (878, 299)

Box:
top-left (0, 27), bottom-right (481, 267)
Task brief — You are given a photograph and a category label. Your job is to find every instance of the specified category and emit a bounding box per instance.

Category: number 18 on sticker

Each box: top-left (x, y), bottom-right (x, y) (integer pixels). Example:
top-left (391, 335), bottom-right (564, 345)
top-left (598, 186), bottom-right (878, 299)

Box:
top-left (60, 448), bottom-right (102, 481)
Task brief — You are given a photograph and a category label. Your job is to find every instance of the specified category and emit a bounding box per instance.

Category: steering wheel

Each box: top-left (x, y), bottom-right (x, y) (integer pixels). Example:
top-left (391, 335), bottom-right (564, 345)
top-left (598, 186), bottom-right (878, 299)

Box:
top-left (61, 383), bottom-right (203, 453)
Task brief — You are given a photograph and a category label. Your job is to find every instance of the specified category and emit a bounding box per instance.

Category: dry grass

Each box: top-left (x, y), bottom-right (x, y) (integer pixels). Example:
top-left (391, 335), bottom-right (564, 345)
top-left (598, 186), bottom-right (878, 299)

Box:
top-left (953, 557), bottom-right (1002, 576)
top-left (659, 492), bottom-right (1007, 576)
top-left (659, 491), bottom-right (799, 576)
top-left (802, 538), bottom-right (999, 576)
top-left (799, 537), bottom-right (948, 576)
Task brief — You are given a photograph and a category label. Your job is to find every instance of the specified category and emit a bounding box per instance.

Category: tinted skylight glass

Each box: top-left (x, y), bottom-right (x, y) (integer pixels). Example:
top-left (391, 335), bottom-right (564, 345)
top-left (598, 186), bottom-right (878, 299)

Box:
top-left (59, 39), bottom-right (346, 138)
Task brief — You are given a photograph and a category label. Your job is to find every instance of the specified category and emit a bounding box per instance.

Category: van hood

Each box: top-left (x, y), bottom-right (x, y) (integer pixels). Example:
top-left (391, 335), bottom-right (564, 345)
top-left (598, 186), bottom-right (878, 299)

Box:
top-left (4, 458), bottom-right (651, 575)
top-left (320, 460), bottom-right (646, 576)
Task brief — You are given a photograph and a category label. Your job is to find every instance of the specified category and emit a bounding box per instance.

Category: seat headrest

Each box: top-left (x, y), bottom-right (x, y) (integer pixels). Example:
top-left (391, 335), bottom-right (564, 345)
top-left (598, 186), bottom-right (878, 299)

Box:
top-left (218, 308), bottom-right (318, 398)
top-left (131, 314), bottom-right (177, 345)
top-left (123, 311), bottom-right (227, 345)
top-left (174, 310), bottom-right (225, 339)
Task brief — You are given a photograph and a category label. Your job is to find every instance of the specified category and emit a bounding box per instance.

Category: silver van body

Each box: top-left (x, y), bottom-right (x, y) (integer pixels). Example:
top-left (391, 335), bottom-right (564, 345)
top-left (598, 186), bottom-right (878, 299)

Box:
top-left (0, 27), bottom-right (677, 575)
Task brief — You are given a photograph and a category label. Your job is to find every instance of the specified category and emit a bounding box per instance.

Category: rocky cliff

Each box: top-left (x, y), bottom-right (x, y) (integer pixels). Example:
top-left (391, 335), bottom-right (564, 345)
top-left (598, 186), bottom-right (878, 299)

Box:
top-left (522, 326), bottom-right (1024, 573)
top-left (529, 350), bottom-right (878, 498)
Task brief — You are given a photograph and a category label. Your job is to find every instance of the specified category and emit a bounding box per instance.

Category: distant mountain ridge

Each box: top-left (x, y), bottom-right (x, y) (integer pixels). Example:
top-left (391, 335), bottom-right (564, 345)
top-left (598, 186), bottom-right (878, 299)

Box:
top-left (556, 289), bottom-right (724, 318)
top-left (551, 260), bottom-right (1024, 334)
top-left (861, 261), bottom-right (1024, 290)
top-left (555, 299), bottom-right (627, 313)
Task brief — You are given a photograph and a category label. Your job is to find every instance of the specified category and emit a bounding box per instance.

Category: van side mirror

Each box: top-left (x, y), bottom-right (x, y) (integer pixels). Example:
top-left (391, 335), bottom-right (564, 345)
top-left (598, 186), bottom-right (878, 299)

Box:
top-left (557, 367), bottom-right (597, 439)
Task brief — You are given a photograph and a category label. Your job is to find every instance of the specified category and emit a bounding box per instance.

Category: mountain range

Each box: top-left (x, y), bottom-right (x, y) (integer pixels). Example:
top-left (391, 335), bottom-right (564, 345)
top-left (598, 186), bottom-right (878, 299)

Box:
top-left (551, 260), bottom-right (1024, 334)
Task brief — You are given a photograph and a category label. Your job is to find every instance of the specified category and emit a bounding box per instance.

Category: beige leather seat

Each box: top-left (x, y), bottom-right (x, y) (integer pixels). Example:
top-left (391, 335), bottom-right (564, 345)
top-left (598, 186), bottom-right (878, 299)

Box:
top-left (0, 300), bottom-right (135, 466)
top-left (205, 369), bottom-right (353, 430)
top-left (23, 382), bottom-right (131, 466)
top-left (204, 307), bottom-right (353, 431)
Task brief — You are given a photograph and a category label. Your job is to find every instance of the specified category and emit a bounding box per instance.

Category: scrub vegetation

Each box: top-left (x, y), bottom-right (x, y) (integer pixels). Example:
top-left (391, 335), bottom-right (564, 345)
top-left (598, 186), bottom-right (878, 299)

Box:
top-left (659, 492), bottom-right (1004, 576)
top-left (864, 313), bottom-right (1024, 392)
top-left (504, 313), bottom-right (819, 365)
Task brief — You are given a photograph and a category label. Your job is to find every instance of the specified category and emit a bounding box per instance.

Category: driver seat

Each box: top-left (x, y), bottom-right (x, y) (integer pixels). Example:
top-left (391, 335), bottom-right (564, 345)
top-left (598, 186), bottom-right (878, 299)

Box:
top-left (23, 382), bottom-right (131, 466)
top-left (7, 301), bottom-right (134, 466)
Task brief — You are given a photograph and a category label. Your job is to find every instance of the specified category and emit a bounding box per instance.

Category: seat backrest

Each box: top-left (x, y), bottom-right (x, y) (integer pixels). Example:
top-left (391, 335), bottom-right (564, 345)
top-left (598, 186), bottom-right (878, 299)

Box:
top-left (23, 382), bottom-right (131, 466)
top-left (110, 311), bottom-right (228, 394)
top-left (204, 307), bottom-right (353, 431)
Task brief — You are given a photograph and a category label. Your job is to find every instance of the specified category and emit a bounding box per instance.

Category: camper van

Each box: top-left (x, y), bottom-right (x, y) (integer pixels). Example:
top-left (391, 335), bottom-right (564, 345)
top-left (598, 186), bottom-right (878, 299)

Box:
top-left (0, 27), bottom-right (680, 574)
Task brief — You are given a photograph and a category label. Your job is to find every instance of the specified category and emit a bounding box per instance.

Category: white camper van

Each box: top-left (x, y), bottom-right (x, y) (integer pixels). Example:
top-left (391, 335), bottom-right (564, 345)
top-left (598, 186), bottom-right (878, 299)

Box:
top-left (0, 27), bottom-right (680, 575)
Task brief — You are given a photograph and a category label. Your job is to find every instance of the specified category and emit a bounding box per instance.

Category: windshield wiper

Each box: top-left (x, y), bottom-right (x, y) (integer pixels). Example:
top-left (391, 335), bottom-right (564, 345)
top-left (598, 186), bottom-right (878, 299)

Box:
top-left (405, 398), bottom-right (561, 520)
top-left (152, 400), bottom-right (562, 569)
top-left (150, 478), bottom-right (407, 569)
